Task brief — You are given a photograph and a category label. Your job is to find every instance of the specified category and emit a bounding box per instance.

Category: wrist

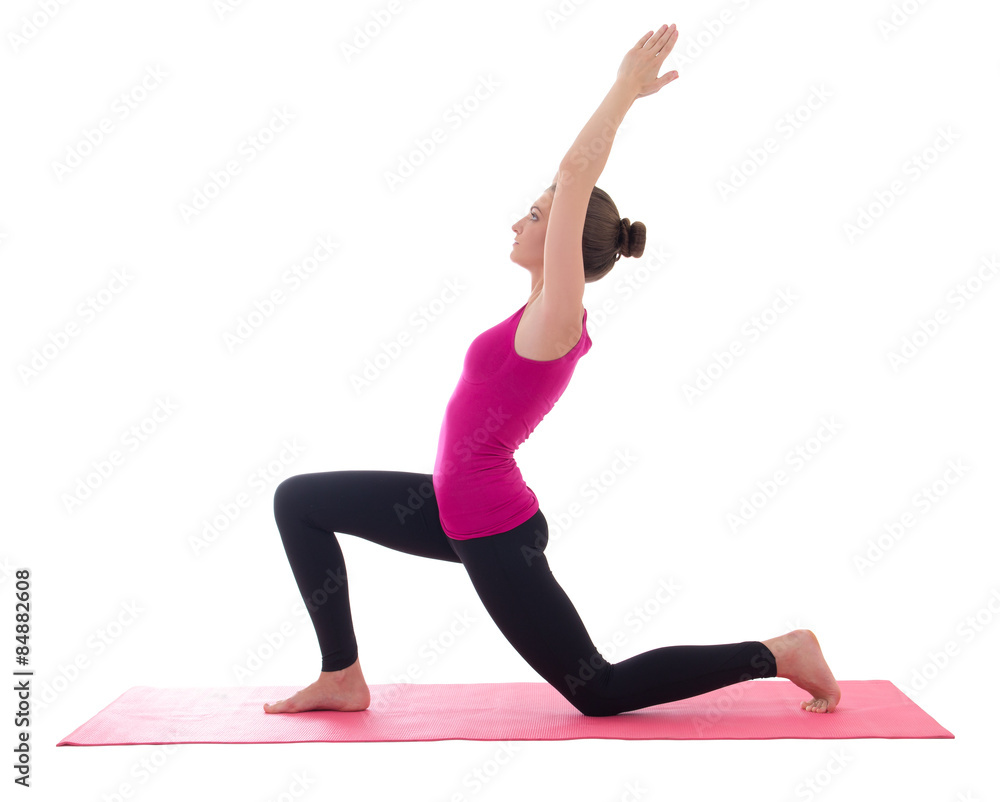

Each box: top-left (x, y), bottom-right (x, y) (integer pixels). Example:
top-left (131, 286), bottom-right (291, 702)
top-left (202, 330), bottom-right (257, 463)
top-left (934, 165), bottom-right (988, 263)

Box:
top-left (612, 76), bottom-right (640, 104)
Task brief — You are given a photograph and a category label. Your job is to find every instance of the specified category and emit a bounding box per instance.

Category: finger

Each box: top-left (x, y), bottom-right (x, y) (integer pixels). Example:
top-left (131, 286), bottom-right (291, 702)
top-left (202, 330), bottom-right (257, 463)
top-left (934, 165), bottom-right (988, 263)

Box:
top-left (651, 29), bottom-right (678, 65)
top-left (664, 26), bottom-right (679, 53)
top-left (641, 25), bottom-right (665, 52)
top-left (655, 34), bottom-right (678, 64)
top-left (645, 23), bottom-right (674, 53)
top-left (640, 70), bottom-right (679, 98)
top-left (634, 29), bottom-right (655, 49)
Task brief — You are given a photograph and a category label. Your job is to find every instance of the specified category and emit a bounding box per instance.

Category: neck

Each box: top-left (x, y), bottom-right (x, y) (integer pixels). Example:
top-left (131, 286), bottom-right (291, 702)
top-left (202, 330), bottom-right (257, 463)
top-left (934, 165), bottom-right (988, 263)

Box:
top-left (527, 268), bottom-right (544, 306)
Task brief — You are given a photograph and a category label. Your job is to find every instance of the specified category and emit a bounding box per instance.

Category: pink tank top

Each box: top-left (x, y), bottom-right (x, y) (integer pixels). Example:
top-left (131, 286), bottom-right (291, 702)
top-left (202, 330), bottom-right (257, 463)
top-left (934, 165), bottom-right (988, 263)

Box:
top-left (433, 302), bottom-right (592, 539)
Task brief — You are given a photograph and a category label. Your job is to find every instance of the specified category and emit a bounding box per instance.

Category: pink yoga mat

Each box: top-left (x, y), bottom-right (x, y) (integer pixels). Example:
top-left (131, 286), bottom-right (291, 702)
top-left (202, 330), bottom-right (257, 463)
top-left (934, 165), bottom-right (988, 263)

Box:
top-left (57, 679), bottom-right (953, 745)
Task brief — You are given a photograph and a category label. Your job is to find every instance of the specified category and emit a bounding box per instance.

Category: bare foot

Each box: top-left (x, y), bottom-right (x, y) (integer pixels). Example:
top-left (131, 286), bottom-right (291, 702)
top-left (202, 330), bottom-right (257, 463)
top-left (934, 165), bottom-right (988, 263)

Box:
top-left (263, 659), bottom-right (371, 713)
top-left (762, 629), bottom-right (841, 713)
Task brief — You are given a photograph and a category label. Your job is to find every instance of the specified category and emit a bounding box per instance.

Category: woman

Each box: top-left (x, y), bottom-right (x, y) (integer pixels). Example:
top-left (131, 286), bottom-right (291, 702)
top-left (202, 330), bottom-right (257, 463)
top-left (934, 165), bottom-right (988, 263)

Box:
top-left (264, 24), bottom-right (840, 717)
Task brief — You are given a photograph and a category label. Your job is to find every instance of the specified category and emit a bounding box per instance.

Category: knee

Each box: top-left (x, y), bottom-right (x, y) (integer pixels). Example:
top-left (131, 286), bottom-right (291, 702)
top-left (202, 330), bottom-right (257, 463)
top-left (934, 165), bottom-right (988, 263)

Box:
top-left (559, 662), bottom-right (620, 718)
top-left (273, 474), bottom-right (307, 520)
top-left (568, 695), bottom-right (619, 718)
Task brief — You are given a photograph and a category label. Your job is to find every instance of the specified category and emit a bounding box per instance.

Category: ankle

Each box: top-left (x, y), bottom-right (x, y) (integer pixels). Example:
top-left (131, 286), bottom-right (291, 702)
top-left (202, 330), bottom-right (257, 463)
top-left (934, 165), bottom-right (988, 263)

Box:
top-left (320, 657), bottom-right (363, 683)
top-left (762, 635), bottom-right (788, 677)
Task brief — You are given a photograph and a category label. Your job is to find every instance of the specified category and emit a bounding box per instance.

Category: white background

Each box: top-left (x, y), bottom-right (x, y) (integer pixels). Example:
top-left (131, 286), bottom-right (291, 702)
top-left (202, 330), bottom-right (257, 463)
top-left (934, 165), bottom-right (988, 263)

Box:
top-left (3, 0), bottom-right (998, 799)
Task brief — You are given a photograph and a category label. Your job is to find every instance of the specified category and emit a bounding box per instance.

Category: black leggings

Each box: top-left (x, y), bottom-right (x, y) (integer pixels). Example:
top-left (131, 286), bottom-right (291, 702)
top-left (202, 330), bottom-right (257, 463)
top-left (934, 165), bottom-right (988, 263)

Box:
top-left (272, 469), bottom-right (777, 717)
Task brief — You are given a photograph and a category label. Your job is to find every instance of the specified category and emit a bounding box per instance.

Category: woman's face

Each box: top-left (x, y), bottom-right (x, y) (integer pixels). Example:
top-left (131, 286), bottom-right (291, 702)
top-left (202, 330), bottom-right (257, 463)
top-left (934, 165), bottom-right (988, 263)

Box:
top-left (510, 188), bottom-right (553, 270)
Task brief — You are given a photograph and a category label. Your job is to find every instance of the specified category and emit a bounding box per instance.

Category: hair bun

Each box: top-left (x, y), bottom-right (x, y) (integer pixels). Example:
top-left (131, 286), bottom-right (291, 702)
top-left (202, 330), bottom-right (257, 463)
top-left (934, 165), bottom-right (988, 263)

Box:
top-left (618, 218), bottom-right (646, 259)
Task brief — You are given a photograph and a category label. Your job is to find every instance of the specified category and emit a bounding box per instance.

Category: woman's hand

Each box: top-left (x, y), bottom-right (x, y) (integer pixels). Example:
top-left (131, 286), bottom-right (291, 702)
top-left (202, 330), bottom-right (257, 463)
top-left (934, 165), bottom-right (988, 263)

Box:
top-left (617, 24), bottom-right (679, 100)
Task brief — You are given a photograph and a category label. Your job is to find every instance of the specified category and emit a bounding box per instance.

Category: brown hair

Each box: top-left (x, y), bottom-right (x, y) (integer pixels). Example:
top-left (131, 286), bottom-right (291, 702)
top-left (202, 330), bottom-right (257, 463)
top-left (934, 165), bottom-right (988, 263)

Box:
top-left (546, 183), bottom-right (646, 282)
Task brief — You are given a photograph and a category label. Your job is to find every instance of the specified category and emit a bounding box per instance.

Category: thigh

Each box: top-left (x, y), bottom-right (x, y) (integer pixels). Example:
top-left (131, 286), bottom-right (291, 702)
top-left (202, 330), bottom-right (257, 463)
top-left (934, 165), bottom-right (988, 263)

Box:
top-left (274, 469), bottom-right (461, 563)
top-left (450, 509), bottom-right (604, 684)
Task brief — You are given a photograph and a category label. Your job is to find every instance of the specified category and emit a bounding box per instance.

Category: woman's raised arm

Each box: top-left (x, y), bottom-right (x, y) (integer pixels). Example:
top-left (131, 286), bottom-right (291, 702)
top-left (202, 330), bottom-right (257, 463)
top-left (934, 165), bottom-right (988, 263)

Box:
top-left (541, 25), bottom-right (679, 310)
top-left (554, 24), bottom-right (679, 190)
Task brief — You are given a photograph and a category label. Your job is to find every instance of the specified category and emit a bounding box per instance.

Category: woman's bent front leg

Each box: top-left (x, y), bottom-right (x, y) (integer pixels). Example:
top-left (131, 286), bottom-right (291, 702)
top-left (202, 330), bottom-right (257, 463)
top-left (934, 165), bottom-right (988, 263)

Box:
top-left (265, 469), bottom-right (460, 713)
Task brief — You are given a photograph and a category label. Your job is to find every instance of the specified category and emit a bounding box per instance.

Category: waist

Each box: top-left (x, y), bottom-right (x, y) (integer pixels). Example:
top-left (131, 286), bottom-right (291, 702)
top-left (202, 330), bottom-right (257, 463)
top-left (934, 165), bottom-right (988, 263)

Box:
top-left (433, 454), bottom-right (521, 488)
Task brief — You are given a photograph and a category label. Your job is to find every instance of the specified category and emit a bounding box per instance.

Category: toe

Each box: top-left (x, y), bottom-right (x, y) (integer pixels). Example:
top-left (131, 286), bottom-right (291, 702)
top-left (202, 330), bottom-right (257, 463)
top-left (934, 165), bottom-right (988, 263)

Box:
top-left (803, 698), bottom-right (829, 713)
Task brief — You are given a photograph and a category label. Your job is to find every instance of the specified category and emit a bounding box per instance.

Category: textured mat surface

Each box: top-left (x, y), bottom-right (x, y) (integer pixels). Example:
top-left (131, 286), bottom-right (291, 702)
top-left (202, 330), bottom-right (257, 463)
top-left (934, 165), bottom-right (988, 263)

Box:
top-left (57, 679), bottom-right (953, 745)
